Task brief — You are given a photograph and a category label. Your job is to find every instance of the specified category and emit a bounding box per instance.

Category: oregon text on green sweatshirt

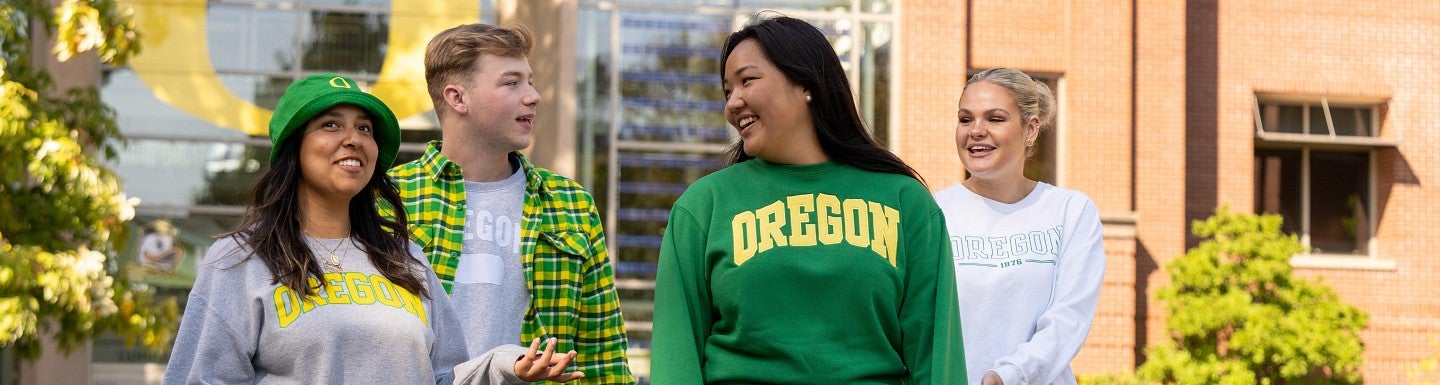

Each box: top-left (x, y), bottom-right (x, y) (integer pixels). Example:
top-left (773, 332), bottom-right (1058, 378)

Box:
top-left (652, 159), bottom-right (967, 385)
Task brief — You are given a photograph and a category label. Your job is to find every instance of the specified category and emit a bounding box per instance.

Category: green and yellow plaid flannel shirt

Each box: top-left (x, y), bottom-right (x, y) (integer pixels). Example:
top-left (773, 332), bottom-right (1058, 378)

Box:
top-left (385, 142), bottom-right (633, 385)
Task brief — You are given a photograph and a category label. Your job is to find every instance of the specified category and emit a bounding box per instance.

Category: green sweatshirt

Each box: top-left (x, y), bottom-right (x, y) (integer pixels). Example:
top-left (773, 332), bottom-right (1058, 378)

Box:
top-left (652, 159), bottom-right (966, 385)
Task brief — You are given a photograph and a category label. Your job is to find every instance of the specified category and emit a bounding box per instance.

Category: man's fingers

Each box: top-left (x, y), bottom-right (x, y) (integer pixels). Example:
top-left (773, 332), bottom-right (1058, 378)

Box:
top-left (514, 338), bottom-right (544, 380)
top-left (546, 351), bottom-right (577, 378)
top-left (516, 338), bottom-right (579, 382)
top-left (526, 338), bottom-right (558, 378)
top-left (526, 337), bottom-right (541, 357)
top-left (554, 370), bottom-right (585, 383)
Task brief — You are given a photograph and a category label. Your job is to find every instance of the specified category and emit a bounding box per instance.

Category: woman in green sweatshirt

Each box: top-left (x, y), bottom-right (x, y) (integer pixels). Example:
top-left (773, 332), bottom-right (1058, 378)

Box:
top-left (650, 15), bottom-right (968, 385)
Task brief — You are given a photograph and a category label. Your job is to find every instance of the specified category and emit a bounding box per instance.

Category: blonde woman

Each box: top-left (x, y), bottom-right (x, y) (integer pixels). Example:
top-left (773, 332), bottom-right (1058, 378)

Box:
top-left (934, 68), bottom-right (1106, 385)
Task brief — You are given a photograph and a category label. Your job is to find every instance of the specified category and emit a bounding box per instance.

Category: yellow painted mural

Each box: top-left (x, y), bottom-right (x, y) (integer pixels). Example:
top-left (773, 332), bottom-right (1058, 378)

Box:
top-left (120, 0), bottom-right (478, 136)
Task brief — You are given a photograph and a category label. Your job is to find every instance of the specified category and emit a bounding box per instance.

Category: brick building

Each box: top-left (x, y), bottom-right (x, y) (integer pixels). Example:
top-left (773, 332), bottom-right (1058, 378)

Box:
top-left (900, 1), bottom-right (1439, 383)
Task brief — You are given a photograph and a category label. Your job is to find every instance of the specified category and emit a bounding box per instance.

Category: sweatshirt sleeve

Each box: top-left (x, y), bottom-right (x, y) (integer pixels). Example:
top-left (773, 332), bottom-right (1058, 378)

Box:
top-left (161, 243), bottom-right (258, 385)
top-left (452, 345), bottom-right (530, 385)
top-left (900, 210), bottom-right (968, 385)
top-left (991, 197), bottom-right (1106, 385)
top-left (650, 206), bottom-right (711, 384)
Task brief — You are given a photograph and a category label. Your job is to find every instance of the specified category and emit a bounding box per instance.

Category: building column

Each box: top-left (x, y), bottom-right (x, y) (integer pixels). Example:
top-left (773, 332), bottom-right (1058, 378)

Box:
top-left (1134, 0), bottom-right (1189, 365)
top-left (497, 0), bottom-right (580, 178)
top-left (17, 333), bottom-right (92, 385)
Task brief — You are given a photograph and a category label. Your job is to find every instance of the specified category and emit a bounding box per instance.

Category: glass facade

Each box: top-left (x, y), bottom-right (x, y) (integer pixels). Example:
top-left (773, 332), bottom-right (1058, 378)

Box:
top-left (574, 1), bottom-right (897, 358)
top-left (95, 0), bottom-right (468, 379)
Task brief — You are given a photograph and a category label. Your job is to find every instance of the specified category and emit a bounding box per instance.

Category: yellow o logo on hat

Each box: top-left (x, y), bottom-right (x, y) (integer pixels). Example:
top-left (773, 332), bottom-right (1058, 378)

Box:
top-left (330, 77), bottom-right (354, 89)
top-left (119, 0), bottom-right (479, 136)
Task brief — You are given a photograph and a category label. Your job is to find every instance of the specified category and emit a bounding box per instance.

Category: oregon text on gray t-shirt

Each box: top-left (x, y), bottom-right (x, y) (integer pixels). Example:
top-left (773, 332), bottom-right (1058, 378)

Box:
top-left (456, 167), bottom-right (531, 356)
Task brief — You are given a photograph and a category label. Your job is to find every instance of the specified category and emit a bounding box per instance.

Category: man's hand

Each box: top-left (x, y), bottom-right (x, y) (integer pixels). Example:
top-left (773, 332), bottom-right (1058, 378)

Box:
top-left (515, 337), bottom-right (585, 383)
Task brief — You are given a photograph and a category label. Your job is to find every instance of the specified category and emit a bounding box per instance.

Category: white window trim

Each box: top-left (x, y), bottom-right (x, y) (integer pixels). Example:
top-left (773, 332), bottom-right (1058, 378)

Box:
top-left (1254, 94), bottom-right (1398, 147)
top-left (1290, 254), bottom-right (1396, 271)
top-left (1054, 76), bottom-right (1067, 188)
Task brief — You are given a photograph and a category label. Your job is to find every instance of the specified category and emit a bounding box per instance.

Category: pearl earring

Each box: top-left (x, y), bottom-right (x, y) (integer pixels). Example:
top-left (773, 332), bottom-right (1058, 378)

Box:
top-left (804, 95), bottom-right (812, 103)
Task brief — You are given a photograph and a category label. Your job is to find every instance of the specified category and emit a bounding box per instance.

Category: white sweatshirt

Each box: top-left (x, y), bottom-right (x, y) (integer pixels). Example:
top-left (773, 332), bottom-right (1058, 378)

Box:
top-left (934, 182), bottom-right (1106, 385)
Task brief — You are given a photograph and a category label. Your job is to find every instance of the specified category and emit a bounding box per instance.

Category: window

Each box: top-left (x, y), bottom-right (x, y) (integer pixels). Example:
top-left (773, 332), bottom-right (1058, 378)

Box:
top-left (1027, 76), bottom-right (1060, 184)
top-left (1254, 149), bottom-right (1369, 254)
top-left (1253, 95), bottom-right (1394, 266)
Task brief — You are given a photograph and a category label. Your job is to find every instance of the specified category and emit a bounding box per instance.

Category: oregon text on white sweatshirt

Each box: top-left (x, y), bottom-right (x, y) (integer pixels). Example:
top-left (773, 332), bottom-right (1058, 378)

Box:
top-left (934, 182), bottom-right (1106, 385)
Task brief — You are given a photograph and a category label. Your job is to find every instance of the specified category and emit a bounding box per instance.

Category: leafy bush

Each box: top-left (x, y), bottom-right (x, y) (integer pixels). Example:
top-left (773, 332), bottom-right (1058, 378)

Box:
top-left (1137, 207), bottom-right (1367, 385)
top-left (1079, 373), bottom-right (1156, 385)
top-left (1409, 335), bottom-right (1440, 385)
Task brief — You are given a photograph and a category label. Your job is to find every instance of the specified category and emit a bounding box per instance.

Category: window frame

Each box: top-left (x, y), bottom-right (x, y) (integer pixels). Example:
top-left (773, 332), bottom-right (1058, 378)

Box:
top-left (1252, 94), bottom-right (1395, 270)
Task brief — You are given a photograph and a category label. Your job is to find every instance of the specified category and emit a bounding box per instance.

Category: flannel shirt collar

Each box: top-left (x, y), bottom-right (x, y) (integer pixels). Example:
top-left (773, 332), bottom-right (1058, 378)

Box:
top-left (416, 140), bottom-right (463, 181)
top-left (420, 141), bottom-right (548, 195)
top-left (512, 152), bottom-right (549, 195)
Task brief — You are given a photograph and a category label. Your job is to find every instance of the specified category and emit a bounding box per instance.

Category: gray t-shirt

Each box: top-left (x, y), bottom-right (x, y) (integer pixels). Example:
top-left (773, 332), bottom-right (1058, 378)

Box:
top-left (162, 235), bottom-right (528, 385)
top-left (455, 167), bottom-right (531, 355)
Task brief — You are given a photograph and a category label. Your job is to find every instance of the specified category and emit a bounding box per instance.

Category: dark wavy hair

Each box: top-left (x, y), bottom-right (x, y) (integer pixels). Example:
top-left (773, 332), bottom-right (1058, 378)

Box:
top-left (720, 15), bottom-right (923, 185)
top-left (223, 133), bottom-right (428, 298)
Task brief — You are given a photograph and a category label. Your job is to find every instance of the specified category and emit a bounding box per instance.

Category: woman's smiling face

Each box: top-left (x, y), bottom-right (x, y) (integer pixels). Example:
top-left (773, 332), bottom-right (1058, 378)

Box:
top-left (955, 81), bottom-right (1038, 181)
top-left (722, 38), bottom-right (815, 162)
top-left (298, 104), bottom-right (379, 203)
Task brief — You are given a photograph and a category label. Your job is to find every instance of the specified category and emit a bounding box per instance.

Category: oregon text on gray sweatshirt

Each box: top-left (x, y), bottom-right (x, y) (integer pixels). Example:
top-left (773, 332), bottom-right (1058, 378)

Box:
top-left (162, 235), bottom-right (531, 385)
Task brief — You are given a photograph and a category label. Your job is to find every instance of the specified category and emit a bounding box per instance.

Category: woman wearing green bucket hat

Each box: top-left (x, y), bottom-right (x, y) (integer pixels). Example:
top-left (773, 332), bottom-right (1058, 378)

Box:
top-left (163, 74), bottom-right (582, 384)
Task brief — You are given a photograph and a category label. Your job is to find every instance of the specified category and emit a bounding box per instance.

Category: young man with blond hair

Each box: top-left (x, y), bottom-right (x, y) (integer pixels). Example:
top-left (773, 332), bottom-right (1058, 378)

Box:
top-left (387, 23), bottom-right (633, 384)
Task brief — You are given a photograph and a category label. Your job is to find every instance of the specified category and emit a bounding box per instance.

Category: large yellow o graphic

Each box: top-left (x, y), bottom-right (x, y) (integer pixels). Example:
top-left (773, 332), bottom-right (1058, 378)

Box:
top-left (120, 0), bottom-right (479, 136)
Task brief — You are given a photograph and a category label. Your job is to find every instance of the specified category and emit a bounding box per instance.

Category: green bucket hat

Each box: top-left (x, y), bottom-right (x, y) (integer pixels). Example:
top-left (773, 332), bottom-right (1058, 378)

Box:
top-left (268, 73), bottom-right (401, 169)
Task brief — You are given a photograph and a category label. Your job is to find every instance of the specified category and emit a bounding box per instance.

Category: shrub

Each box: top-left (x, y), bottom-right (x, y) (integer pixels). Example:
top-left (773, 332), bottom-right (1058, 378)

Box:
top-left (1137, 207), bottom-right (1367, 385)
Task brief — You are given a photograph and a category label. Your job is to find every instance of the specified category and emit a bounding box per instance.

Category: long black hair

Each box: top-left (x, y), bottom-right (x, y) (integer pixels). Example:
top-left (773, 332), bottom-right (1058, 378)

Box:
top-left (224, 133), bottom-right (427, 298)
top-left (720, 15), bottom-right (923, 185)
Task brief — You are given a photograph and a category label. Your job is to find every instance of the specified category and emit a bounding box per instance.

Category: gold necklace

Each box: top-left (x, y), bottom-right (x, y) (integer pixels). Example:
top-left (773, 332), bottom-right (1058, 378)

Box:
top-left (305, 230), bottom-right (349, 272)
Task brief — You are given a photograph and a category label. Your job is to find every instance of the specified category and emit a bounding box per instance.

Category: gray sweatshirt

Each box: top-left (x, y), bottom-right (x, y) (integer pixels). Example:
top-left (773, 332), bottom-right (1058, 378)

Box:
top-left (163, 235), bottom-right (530, 385)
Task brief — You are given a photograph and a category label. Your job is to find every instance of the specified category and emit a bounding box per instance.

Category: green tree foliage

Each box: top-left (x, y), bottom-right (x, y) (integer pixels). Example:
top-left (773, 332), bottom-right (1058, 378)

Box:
top-left (1079, 373), bottom-right (1156, 385)
top-left (1408, 334), bottom-right (1440, 385)
top-left (0, 0), bottom-right (177, 359)
top-left (1137, 207), bottom-right (1367, 385)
